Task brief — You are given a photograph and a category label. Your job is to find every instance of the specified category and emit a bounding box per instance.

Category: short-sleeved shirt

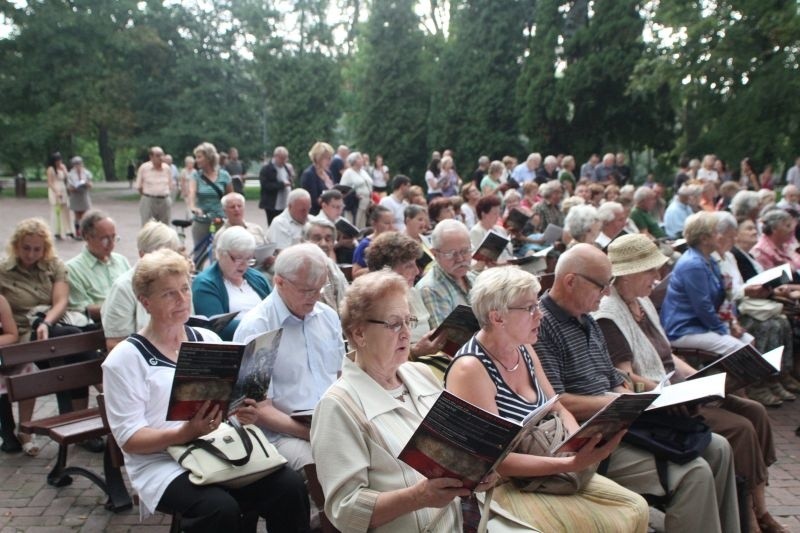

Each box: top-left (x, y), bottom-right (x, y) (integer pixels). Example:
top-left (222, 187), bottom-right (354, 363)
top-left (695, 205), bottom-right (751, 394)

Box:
top-left (193, 169), bottom-right (232, 219)
top-left (378, 195), bottom-right (407, 232)
top-left (415, 262), bottom-right (476, 329)
top-left (534, 293), bottom-right (625, 398)
top-left (266, 209), bottom-right (305, 251)
top-left (232, 291), bottom-right (345, 436)
top-left (0, 257), bottom-right (68, 339)
top-left (136, 161), bottom-right (172, 197)
top-left (102, 326), bottom-right (218, 517)
top-left (66, 248), bottom-right (131, 311)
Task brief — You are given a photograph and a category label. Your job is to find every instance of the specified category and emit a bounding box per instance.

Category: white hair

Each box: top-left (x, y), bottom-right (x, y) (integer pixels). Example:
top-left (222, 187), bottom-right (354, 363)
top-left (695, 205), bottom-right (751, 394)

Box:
top-left (287, 188), bottom-right (311, 205)
top-left (677, 184), bottom-right (703, 197)
top-left (215, 226), bottom-right (256, 257)
top-left (470, 266), bottom-right (541, 329)
top-left (539, 180), bottom-right (562, 199)
top-left (137, 221), bottom-right (181, 255)
top-left (503, 189), bottom-right (521, 203)
top-left (596, 201), bottom-right (624, 223)
top-left (430, 218), bottom-right (468, 249)
top-left (346, 151), bottom-right (361, 166)
top-left (730, 190), bottom-right (761, 219)
top-left (782, 184), bottom-right (798, 197)
top-left (221, 192), bottom-right (245, 208)
top-left (633, 186), bottom-right (654, 205)
top-left (274, 243), bottom-right (328, 282)
top-left (273, 146), bottom-right (288, 157)
top-left (303, 218), bottom-right (336, 241)
top-left (526, 152), bottom-right (542, 163)
top-left (565, 205), bottom-right (598, 240)
top-left (544, 155), bottom-right (557, 166)
top-left (715, 211), bottom-right (738, 234)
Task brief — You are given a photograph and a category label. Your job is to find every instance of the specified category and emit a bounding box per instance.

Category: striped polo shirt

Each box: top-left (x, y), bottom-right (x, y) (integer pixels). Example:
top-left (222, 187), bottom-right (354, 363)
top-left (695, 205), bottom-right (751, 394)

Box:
top-left (534, 292), bottom-right (624, 397)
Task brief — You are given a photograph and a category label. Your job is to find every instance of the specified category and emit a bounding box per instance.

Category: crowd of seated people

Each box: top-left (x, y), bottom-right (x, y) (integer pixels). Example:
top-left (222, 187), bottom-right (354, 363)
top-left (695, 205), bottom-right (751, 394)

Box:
top-left (3, 144), bottom-right (800, 532)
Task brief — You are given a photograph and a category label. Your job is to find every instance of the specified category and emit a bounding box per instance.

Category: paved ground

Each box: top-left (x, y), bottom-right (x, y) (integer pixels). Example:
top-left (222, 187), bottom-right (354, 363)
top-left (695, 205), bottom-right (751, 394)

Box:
top-left (0, 184), bottom-right (799, 531)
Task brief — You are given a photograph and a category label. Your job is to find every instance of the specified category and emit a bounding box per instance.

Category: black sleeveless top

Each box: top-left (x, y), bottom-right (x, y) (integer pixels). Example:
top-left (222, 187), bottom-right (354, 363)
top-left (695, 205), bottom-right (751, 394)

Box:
top-left (447, 335), bottom-right (547, 424)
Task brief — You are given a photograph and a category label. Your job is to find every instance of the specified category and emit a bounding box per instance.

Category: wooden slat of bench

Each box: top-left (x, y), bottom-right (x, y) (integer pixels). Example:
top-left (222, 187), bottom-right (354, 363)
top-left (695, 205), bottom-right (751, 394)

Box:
top-left (20, 407), bottom-right (101, 433)
top-left (21, 409), bottom-right (106, 444)
top-left (0, 329), bottom-right (105, 367)
top-left (6, 359), bottom-right (102, 402)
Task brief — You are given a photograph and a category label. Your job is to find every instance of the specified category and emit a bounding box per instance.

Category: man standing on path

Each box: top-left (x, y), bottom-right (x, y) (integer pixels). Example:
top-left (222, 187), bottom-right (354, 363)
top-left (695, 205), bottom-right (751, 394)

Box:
top-left (135, 146), bottom-right (174, 225)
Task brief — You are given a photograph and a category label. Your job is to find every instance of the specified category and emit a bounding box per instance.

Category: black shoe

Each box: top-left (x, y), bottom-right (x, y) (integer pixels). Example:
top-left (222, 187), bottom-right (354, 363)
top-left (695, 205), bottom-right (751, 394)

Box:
top-left (79, 437), bottom-right (105, 453)
top-left (1, 433), bottom-right (22, 453)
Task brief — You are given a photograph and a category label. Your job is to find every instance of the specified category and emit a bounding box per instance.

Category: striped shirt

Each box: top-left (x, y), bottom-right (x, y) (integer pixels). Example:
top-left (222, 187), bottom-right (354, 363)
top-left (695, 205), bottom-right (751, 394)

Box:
top-left (534, 293), bottom-right (624, 397)
top-left (449, 335), bottom-right (546, 424)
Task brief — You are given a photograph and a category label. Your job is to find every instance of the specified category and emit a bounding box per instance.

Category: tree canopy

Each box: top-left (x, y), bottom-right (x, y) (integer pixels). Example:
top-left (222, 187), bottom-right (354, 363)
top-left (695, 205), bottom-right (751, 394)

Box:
top-left (0, 0), bottom-right (797, 182)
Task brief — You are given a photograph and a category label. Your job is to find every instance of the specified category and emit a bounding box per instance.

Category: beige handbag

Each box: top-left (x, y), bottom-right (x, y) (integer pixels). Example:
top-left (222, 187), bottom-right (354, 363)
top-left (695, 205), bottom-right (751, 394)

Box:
top-left (167, 420), bottom-right (286, 488)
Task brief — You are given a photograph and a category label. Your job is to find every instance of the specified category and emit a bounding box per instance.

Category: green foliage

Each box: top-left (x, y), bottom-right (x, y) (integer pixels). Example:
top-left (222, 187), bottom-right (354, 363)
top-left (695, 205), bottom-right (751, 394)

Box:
top-left (351, 0), bottom-right (431, 181)
top-left (429, 0), bottom-right (529, 167)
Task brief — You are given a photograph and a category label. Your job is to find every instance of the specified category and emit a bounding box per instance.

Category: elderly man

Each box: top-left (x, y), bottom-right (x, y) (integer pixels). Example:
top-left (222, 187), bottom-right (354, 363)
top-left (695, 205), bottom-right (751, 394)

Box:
top-left (777, 184), bottom-right (800, 212)
top-left (630, 186), bottom-right (666, 239)
top-left (135, 146), bottom-right (174, 225)
top-left (580, 153), bottom-right (599, 180)
top-left (213, 192), bottom-right (268, 247)
top-left (101, 221), bottom-right (184, 350)
top-left (511, 152), bottom-right (541, 184)
top-left (329, 144), bottom-right (349, 184)
top-left (66, 210), bottom-right (131, 322)
top-left (303, 219), bottom-right (348, 314)
top-left (259, 146), bottom-right (294, 224)
top-left (531, 180), bottom-right (564, 232)
top-left (595, 201), bottom-right (629, 248)
top-left (593, 153), bottom-right (618, 184)
top-left (233, 243), bottom-right (344, 532)
top-left (664, 183), bottom-right (701, 238)
top-left (267, 188), bottom-right (311, 252)
top-left (537, 154), bottom-right (558, 183)
top-left (535, 244), bottom-right (740, 533)
top-left (416, 219), bottom-right (476, 329)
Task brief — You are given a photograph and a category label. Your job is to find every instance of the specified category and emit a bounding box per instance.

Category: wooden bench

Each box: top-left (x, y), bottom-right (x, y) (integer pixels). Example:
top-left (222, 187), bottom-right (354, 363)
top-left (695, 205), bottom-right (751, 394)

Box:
top-left (1, 330), bottom-right (132, 512)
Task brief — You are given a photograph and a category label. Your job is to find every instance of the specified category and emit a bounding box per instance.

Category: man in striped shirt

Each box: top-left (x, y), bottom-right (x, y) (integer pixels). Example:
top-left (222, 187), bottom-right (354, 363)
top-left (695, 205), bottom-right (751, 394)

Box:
top-left (534, 243), bottom-right (741, 533)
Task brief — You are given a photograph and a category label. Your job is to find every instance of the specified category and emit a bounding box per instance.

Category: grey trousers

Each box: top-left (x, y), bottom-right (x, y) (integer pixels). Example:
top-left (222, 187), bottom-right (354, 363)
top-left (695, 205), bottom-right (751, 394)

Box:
top-left (139, 195), bottom-right (171, 226)
top-left (604, 433), bottom-right (740, 533)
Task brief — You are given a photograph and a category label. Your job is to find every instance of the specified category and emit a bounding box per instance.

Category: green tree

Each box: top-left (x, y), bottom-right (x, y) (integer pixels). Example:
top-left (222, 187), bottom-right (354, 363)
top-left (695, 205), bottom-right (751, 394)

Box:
top-left (516, 0), bottom-right (569, 155)
top-left (351, 0), bottom-right (430, 181)
top-left (428, 0), bottom-right (529, 167)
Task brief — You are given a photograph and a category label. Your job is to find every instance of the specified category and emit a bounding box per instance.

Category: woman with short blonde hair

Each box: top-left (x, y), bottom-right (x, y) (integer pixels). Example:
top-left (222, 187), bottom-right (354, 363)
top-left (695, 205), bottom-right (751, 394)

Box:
top-left (301, 142), bottom-right (335, 216)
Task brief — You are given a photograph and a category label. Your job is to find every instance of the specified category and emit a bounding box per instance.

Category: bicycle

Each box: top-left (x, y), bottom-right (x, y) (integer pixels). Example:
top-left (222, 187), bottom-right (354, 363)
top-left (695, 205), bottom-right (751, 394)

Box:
top-left (189, 214), bottom-right (223, 272)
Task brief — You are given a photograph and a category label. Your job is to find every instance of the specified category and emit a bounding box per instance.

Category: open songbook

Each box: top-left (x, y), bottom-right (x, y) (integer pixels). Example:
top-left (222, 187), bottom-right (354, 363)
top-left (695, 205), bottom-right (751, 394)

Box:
top-left (687, 345), bottom-right (783, 392)
top-left (743, 263), bottom-right (792, 289)
top-left (399, 392), bottom-right (560, 489)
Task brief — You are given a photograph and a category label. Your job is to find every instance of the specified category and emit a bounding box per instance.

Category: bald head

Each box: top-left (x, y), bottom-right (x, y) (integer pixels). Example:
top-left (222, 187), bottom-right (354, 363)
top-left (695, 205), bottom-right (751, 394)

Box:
top-left (551, 243), bottom-right (613, 316)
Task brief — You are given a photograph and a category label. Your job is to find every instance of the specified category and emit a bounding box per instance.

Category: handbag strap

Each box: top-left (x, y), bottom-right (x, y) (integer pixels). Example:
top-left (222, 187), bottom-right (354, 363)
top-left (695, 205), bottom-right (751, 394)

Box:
top-left (179, 420), bottom-right (253, 467)
top-left (476, 486), bottom-right (494, 533)
top-left (200, 172), bottom-right (225, 200)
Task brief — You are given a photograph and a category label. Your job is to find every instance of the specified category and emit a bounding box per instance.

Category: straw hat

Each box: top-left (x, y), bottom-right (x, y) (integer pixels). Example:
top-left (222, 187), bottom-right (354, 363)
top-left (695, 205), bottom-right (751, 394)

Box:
top-left (607, 233), bottom-right (668, 276)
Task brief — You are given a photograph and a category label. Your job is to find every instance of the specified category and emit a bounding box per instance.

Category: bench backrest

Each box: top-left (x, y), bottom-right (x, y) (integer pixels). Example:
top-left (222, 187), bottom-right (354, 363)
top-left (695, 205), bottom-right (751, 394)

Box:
top-left (7, 358), bottom-right (103, 403)
top-left (0, 329), bottom-right (105, 367)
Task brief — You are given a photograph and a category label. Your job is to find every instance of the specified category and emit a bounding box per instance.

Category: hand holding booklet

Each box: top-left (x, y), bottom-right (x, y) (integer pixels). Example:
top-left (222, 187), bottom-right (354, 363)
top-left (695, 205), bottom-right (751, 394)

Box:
top-left (430, 305), bottom-right (480, 357)
top-left (399, 392), bottom-right (559, 489)
top-left (166, 328), bottom-right (283, 420)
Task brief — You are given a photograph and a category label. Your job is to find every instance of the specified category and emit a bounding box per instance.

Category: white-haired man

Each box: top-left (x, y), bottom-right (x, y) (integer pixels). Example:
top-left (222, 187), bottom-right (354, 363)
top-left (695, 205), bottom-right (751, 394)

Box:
top-left (136, 146), bottom-right (174, 225)
top-left (259, 146), bottom-right (294, 224)
top-left (233, 243), bottom-right (344, 532)
top-left (511, 152), bottom-right (542, 184)
top-left (595, 201), bottom-right (629, 248)
top-left (593, 153), bottom-right (618, 184)
top-left (267, 188), bottom-right (311, 252)
top-left (664, 184), bottom-right (701, 239)
top-left (777, 184), bottom-right (800, 212)
top-left (415, 219), bottom-right (476, 329)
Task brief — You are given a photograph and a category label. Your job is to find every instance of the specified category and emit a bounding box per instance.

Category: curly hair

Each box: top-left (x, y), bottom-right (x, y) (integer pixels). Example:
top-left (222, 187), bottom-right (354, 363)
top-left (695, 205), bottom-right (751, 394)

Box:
top-left (340, 270), bottom-right (408, 344)
top-left (7, 218), bottom-right (57, 263)
top-left (366, 232), bottom-right (422, 271)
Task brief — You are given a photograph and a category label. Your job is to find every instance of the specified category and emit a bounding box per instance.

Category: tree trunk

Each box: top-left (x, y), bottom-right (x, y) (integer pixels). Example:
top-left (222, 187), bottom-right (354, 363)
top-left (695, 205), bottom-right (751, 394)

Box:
top-left (97, 125), bottom-right (116, 181)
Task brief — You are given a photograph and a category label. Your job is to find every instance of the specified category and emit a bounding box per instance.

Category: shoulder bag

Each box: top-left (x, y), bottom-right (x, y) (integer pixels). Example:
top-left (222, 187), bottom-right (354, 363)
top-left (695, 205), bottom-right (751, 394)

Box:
top-left (512, 412), bottom-right (597, 495)
top-left (167, 418), bottom-right (286, 489)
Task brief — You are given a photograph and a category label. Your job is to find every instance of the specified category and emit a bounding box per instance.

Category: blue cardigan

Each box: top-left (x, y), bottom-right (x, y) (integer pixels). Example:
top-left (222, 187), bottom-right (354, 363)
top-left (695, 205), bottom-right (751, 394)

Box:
top-left (192, 262), bottom-right (271, 340)
top-left (660, 247), bottom-right (728, 340)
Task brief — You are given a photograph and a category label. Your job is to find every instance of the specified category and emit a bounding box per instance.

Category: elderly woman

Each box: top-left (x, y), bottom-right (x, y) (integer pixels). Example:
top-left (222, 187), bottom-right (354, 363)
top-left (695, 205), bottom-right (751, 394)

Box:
top-left (301, 142), bottom-right (334, 216)
top-left (469, 195), bottom-right (513, 265)
top-left (596, 233), bottom-right (785, 533)
top-left (366, 232), bottom-right (445, 361)
top-left (192, 227), bottom-right (270, 341)
top-left (438, 156), bottom-right (460, 198)
top-left (751, 209), bottom-right (800, 273)
top-left (66, 156), bottom-right (92, 238)
top-left (186, 142), bottom-right (234, 248)
top-left (564, 204), bottom-right (601, 247)
top-left (445, 267), bottom-right (648, 532)
top-left (311, 270), bottom-right (482, 532)
top-left (661, 212), bottom-right (752, 354)
top-left (302, 218), bottom-right (349, 314)
top-left (730, 190), bottom-right (762, 228)
top-left (340, 151), bottom-right (374, 228)
top-left (427, 196), bottom-right (456, 228)
top-left (480, 161), bottom-right (505, 199)
top-left (103, 249), bottom-right (308, 531)
top-left (46, 152), bottom-right (72, 240)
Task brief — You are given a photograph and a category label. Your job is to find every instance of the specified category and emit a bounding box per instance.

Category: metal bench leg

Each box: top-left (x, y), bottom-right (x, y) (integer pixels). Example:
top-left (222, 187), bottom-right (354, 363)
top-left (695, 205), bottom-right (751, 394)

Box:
top-left (170, 512), bottom-right (182, 533)
top-left (103, 445), bottom-right (133, 512)
top-left (47, 444), bottom-right (73, 487)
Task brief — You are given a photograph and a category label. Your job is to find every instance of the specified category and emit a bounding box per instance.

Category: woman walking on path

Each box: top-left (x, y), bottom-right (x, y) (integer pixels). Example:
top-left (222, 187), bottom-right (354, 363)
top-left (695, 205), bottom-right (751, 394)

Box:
top-left (66, 156), bottom-right (92, 238)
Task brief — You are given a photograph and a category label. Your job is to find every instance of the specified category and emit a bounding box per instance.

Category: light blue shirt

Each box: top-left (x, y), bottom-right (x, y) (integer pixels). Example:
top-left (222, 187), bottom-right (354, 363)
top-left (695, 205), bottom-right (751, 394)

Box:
top-left (511, 162), bottom-right (536, 183)
top-left (663, 199), bottom-right (694, 239)
top-left (233, 290), bottom-right (345, 421)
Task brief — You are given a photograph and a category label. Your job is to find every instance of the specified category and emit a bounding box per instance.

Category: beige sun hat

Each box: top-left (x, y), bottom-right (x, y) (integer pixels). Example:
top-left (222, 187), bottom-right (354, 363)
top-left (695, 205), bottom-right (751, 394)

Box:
top-left (607, 233), bottom-right (668, 276)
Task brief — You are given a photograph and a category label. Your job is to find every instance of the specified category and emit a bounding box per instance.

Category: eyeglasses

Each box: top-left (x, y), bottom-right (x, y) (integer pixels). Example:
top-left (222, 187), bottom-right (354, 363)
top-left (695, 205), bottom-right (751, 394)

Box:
top-left (282, 277), bottom-right (323, 297)
top-left (508, 303), bottom-right (540, 316)
top-left (227, 252), bottom-right (256, 267)
top-left (575, 272), bottom-right (615, 292)
top-left (366, 316), bottom-right (419, 333)
top-left (436, 248), bottom-right (472, 260)
top-left (96, 235), bottom-right (120, 246)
